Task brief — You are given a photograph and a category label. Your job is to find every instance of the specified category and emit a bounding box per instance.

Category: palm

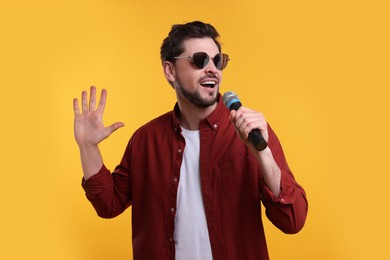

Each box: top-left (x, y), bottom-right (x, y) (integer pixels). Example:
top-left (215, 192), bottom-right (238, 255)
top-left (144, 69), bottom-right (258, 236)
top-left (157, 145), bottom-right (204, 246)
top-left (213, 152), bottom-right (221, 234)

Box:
top-left (73, 87), bottom-right (124, 147)
top-left (74, 110), bottom-right (106, 146)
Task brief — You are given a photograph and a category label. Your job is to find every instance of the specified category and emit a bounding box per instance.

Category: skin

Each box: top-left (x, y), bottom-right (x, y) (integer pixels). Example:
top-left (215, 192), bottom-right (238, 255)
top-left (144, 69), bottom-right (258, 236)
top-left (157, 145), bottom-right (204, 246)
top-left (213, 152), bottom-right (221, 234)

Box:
top-left (73, 86), bottom-right (124, 180)
top-left (163, 38), bottom-right (222, 130)
top-left (73, 37), bottom-right (281, 196)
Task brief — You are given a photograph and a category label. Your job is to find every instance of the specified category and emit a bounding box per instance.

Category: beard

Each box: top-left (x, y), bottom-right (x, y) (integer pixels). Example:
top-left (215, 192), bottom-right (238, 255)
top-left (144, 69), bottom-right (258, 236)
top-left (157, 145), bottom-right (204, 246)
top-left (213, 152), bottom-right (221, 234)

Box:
top-left (176, 78), bottom-right (219, 109)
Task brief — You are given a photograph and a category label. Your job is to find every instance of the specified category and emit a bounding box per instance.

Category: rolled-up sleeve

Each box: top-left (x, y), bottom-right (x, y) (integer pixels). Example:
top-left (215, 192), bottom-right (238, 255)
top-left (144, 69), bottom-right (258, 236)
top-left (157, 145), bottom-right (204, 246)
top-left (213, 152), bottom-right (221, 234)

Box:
top-left (81, 140), bottom-right (133, 219)
top-left (260, 125), bottom-right (308, 234)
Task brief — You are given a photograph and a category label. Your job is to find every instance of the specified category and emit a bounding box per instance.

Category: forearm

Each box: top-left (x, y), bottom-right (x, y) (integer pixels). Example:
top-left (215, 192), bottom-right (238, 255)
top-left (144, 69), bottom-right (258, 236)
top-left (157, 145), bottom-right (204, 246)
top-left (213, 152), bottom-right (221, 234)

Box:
top-left (79, 144), bottom-right (104, 180)
top-left (254, 147), bottom-right (281, 197)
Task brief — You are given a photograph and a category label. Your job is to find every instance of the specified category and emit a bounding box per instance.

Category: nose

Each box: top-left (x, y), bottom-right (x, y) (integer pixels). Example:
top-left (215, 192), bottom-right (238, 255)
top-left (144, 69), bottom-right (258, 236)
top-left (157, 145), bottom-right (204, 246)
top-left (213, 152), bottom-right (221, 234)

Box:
top-left (205, 58), bottom-right (219, 74)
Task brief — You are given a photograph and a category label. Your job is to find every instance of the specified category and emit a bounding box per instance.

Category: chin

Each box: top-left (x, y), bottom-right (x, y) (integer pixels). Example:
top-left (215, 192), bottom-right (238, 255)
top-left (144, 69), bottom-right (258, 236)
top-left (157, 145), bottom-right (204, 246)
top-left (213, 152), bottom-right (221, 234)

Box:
top-left (194, 96), bottom-right (218, 108)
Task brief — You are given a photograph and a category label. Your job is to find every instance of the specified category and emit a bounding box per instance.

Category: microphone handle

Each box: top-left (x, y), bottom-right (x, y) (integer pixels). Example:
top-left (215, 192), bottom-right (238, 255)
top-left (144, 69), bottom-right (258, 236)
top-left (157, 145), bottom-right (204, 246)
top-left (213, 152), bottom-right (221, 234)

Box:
top-left (248, 129), bottom-right (268, 151)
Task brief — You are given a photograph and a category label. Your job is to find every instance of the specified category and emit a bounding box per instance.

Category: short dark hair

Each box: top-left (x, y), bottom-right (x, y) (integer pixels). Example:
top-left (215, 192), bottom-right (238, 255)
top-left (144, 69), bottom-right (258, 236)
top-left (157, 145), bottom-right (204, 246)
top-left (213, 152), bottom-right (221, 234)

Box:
top-left (160, 21), bottom-right (222, 63)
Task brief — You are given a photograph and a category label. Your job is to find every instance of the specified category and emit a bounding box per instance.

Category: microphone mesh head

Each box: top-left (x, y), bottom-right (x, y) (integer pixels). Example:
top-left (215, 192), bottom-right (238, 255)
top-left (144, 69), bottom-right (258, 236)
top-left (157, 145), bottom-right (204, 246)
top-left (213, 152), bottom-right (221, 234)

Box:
top-left (223, 91), bottom-right (240, 109)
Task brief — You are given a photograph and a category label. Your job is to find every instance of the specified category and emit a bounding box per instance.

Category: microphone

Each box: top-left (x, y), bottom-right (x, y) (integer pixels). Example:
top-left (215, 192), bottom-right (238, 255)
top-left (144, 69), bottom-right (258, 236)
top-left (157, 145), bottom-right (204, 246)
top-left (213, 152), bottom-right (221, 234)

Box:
top-left (223, 91), bottom-right (268, 151)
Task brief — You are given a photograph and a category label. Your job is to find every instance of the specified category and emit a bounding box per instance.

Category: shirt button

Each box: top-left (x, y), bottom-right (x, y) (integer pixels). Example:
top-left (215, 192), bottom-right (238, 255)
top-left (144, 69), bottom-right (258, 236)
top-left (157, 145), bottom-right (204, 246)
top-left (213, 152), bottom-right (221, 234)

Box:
top-left (213, 124), bottom-right (217, 129)
top-left (280, 198), bottom-right (285, 203)
top-left (171, 208), bottom-right (175, 212)
top-left (173, 177), bottom-right (178, 183)
top-left (169, 237), bottom-right (173, 242)
top-left (178, 148), bottom-right (182, 153)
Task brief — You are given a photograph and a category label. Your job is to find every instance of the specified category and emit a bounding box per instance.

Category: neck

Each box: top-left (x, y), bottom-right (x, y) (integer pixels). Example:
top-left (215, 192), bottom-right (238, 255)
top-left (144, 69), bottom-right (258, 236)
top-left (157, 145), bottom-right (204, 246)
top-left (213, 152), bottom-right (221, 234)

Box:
top-left (177, 99), bottom-right (218, 130)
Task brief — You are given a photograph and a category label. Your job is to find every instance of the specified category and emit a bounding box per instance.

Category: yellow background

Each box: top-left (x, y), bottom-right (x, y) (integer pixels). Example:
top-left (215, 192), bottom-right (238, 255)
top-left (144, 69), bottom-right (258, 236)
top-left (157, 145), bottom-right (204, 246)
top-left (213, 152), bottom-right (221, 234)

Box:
top-left (1, 0), bottom-right (389, 259)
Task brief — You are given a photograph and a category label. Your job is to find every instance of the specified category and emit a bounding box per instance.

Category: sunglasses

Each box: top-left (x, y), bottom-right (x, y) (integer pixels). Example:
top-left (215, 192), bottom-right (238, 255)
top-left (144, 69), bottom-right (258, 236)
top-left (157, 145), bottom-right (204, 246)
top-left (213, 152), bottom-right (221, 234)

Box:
top-left (174, 52), bottom-right (230, 71)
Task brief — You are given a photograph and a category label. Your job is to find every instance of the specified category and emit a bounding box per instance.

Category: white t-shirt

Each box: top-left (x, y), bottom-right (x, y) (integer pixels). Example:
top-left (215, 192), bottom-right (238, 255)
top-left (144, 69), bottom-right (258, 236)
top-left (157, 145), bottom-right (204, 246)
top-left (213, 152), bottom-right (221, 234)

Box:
top-left (173, 128), bottom-right (213, 260)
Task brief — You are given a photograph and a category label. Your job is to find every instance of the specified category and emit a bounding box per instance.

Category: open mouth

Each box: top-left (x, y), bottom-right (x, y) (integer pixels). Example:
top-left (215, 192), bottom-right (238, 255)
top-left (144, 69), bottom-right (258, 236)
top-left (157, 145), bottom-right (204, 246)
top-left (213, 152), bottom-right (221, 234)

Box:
top-left (200, 80), bottom-right (217, 88)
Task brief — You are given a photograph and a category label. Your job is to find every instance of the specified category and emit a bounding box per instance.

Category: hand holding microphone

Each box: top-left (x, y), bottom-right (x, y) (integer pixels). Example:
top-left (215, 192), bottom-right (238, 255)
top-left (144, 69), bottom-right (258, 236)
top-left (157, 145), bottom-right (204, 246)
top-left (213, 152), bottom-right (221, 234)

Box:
top-left (223, 91), bottom-right (268, 151)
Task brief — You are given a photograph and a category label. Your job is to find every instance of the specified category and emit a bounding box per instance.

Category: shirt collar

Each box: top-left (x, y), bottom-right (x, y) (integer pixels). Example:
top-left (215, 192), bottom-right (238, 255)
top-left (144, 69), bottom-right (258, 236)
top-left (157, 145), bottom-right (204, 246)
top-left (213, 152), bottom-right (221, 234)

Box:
top-left (172, 93), bottom-right (227, 133)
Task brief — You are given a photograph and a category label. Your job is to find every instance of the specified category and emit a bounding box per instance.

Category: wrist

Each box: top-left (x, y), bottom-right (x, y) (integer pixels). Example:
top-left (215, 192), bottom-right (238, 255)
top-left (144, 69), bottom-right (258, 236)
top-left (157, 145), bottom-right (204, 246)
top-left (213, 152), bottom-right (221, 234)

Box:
top-left (78, 144), bottom-right (103, 180)
top-left (78, 142), bottom-right (99, 151)
top-left (250, 145), bottom-right (272, 162)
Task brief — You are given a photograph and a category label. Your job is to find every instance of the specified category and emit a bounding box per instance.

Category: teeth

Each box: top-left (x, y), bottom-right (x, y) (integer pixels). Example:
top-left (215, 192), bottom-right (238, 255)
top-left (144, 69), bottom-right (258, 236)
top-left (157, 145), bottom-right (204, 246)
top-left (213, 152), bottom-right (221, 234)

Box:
top-left (201, 81), bottom-right (216, 85)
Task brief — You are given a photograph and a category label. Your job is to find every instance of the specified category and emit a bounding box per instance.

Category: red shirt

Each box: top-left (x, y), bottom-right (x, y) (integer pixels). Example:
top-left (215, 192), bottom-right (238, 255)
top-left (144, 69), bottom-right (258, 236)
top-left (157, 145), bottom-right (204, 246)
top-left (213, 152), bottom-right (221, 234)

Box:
top-left (82, 95), bottom-right (308, 260)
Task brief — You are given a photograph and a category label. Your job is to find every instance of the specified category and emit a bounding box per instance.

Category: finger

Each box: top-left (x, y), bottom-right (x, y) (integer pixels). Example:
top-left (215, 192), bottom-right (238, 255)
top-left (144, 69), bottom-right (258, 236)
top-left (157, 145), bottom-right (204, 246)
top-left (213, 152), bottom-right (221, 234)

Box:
top-left (238, 120), bottom-right (253, 139)
top-left (105, 122), bottom-right (125, 136)
top-left (240, 119), bottom-right (261, 138)
top-left (229, 110), bottom-right (236, 122)
top-left (236, 112), bottom-right (263, 138)
top-left (81, 90), bottom-right (88, 112)
top-left (232, 106), bottom-right (249, 125)
top-left (97, 89), bottom-right (107, 114)
top-left (234, 108), bottom-right (247, 130)
top-left (89, 86), bottom-right (96, 110)
top-left (73, 98), bottom-right (80, 115)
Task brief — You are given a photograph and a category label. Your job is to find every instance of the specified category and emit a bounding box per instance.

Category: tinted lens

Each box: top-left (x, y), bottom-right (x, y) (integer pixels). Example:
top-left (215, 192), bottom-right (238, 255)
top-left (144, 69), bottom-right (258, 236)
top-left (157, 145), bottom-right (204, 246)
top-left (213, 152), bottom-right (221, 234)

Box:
top-left (191, 52), bottom-right (229, 70)
top-left (220, 54), bottom-right (229, 70)
top-left (213, 54), bottom-right (222, 70)
top-left (192, 52), bottom-right (209, 69)
top-left (212, 53), bottom-right (229, 70)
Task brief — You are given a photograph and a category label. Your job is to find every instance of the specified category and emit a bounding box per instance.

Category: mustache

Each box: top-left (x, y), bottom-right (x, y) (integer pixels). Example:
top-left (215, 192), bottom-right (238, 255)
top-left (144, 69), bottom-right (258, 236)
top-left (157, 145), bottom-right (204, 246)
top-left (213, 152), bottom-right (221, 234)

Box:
top-left (200, 74), bottom-right (220, 81)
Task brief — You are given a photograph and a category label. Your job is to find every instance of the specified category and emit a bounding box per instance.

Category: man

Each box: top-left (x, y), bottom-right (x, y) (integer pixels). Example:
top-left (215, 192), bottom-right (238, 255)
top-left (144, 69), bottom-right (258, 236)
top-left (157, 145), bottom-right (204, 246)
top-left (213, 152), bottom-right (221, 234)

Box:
top-left (73, 21), bottom-right (308, 260)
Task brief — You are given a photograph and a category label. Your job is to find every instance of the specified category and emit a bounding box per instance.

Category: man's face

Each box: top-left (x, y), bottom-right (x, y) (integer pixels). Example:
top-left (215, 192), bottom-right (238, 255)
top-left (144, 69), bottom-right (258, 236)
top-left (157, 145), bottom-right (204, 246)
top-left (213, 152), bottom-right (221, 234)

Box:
top-left (172, 37), bottom-right (222, 108)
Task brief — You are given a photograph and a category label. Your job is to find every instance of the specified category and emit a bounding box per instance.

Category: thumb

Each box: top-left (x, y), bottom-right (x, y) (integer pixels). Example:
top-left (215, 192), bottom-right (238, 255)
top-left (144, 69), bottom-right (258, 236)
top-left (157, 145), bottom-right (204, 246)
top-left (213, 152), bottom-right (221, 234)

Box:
top-left (105, 122), bottom-right (125, 136)
top-left (229, 110), bottom-right (236, 122)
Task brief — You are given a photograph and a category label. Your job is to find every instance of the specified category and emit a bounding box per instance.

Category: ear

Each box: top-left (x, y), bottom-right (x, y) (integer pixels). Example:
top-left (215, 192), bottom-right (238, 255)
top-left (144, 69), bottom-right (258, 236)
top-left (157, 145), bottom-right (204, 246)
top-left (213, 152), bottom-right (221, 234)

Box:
top-left (163, 61), bottom-right (176, 82)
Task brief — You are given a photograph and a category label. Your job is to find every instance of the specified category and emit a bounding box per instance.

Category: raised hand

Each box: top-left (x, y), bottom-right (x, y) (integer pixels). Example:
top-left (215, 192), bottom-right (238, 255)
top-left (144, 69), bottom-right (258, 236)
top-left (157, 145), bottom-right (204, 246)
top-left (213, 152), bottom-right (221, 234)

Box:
top-left (73, 86), bottom-right (124, 148)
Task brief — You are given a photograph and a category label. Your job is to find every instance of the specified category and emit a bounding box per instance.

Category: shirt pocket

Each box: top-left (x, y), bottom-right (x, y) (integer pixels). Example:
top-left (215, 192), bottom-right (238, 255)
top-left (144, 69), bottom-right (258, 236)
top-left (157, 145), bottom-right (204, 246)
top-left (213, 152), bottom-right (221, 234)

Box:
top-left (219, 158), bottom-right (247, 201)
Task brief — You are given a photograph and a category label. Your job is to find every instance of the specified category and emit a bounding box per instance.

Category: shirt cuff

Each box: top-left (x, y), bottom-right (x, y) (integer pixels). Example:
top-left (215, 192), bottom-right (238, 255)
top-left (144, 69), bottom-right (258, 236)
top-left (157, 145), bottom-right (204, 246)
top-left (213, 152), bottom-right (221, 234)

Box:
top-left (261, 169), bottom-right (297, 205)
top-left (81, 164), bottom-right (112, 196)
